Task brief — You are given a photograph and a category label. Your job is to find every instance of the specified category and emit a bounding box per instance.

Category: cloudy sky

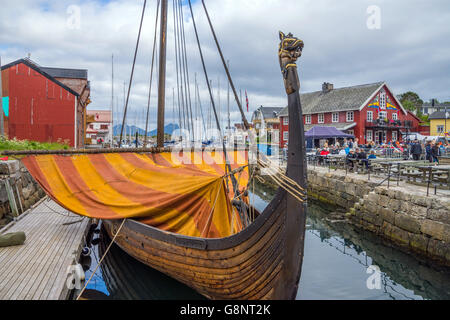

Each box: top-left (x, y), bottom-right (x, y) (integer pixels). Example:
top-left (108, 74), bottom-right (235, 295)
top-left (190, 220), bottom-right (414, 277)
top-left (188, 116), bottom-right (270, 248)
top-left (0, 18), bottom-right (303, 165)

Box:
top-left (1, 0), bottom-right (449, 131)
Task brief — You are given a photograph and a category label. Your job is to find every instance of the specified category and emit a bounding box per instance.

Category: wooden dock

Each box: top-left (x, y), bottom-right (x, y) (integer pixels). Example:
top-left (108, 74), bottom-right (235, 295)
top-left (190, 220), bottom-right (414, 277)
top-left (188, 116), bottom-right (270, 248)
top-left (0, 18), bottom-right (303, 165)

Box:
top-left (0, 198), bottom-right (90, 300)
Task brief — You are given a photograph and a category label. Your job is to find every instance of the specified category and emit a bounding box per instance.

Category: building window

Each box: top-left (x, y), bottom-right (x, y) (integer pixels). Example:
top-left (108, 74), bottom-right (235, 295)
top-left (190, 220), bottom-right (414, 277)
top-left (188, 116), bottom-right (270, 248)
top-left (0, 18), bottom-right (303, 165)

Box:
top-left (380, 91), bottom-right (386, 110)
top-left (332, 113), bottom-right (339, 123)
top-left (379, 111), bottom-right (387, 120)
top-left (392, 131), bottom-right (398, 142)
top-left (392, 113), bottom-right (398, 121)
top-left (347, 129), bottom-right (354, 136)
top-left (437, 125), bottom-right (444, 133)
top-left (318, 113), bottom-right (324, 124)
top-left (346, 111), bottom-right (354, 122)
top-left (283, 131), bottom-right (289, 141)
top-left (367, 111), bottom-right (373, 122)
top-left (366, 130), bottom-right (373, 142)
top-left (100, 125), bottom-right (108, 130)
top-left (283, 117), bottom-right (289, 125)
top-left (305, 115), bottom-right (311, 124)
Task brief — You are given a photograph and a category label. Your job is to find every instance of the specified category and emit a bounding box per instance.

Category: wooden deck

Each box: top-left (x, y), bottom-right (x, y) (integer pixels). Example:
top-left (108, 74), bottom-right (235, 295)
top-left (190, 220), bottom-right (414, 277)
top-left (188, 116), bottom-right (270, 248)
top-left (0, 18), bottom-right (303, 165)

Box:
top-left (0, 198), bottom-right (90, 300)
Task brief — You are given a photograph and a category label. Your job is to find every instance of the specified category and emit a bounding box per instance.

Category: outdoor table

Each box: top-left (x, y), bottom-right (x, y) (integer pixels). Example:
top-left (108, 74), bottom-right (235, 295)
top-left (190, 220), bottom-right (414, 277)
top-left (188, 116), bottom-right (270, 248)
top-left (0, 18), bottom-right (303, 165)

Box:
top-left (414, 165), bottom-right (450, 187)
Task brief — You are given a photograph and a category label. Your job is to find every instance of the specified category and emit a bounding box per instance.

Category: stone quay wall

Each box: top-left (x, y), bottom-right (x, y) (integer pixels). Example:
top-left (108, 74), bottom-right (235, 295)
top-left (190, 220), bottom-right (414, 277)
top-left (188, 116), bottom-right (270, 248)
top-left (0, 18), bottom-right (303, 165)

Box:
top-left (307, 168), bottom-right (450, 266)
top-left (0, 160), bottom-right (45, 226)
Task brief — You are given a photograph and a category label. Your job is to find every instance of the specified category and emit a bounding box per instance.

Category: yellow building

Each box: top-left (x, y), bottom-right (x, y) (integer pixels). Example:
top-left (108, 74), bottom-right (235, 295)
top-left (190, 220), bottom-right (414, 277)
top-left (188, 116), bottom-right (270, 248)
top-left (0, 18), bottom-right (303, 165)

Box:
top-left (429, 110), bottom-right (450, 136)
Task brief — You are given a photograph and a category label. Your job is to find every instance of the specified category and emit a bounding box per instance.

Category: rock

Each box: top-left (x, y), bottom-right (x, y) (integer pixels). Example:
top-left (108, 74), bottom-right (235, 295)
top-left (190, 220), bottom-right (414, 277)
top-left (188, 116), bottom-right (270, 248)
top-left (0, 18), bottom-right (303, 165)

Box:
top-left (394, 213), bottom-right (422, 234)
top-left (22, 186), bottom-right (32, 200)
top-left (395, 190), bottom-right (410, 202)
top-left (427, 239), bottom-right (450, 261)
top-left (427, 209), bottom-right (450, 225)
top-left (421, 220), bottom-right (449, 242)
top-left (410, 205), bottom-right (428, 218)
top-left (379, 207), bottom-right (396, 225)
top-left (409, 233), bottom-right (429, 254)
top-left (388, 199), bottom-right (401, 212)
top-left (386, 224), bottom-right (410, 247)
top-left (0, 161), bottom-right (20, 175)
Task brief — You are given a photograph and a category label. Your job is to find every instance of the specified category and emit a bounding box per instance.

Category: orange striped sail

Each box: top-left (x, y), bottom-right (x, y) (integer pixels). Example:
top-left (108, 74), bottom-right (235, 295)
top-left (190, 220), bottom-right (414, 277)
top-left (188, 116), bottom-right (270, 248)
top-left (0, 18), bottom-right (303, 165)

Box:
top-left (22, 151), bottom-right (249, 239)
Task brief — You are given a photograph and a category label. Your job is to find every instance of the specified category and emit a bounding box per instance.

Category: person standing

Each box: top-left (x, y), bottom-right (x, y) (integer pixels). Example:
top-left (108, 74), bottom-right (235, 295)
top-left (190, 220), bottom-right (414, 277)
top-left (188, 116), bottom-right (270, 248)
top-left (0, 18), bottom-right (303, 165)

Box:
top-left (425, 141), bottom-right (432, 162)
top-left (431, 143), bottom-right (440, 164)
top-left (411, 140), bottom-right (422, 161)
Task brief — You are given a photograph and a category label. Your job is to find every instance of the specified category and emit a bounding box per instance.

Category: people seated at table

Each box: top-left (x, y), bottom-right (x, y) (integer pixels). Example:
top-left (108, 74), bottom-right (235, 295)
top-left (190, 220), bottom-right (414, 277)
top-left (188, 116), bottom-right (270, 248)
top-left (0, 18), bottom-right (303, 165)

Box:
top-left (330, 145), bottom-right (339, 154)
top-left (346, 149), bottom-right (357, 171)
top-left (356, 148), bottom-right (369, 169)
top-left (339, 148), bottom-right (347, 156)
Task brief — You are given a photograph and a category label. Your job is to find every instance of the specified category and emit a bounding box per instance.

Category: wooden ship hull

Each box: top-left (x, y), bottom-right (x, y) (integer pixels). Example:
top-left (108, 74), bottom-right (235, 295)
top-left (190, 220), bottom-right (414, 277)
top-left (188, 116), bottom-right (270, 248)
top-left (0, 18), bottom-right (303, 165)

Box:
top-left (103, 186), bottom-right (306, 300)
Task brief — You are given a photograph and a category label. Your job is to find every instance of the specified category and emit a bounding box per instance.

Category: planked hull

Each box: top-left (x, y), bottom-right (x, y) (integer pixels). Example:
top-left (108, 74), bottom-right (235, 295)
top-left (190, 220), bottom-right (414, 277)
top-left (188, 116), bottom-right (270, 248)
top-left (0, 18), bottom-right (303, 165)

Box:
top-left (103, 185), bottom-right (306, 300)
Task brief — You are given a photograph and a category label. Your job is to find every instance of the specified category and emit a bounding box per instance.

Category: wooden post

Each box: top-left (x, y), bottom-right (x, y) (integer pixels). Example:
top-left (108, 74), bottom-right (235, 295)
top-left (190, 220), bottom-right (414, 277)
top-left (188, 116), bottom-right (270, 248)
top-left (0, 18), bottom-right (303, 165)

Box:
top-left (4, 179), bottom-right (19, 217)
top-left (157, 0), bottom-right (168, 148)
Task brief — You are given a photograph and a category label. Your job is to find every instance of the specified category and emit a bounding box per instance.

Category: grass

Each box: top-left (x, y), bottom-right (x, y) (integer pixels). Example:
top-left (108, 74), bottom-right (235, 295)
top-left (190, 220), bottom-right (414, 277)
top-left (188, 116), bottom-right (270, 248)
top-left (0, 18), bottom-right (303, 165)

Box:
top-left (0, 137), bottom-right (70, 152)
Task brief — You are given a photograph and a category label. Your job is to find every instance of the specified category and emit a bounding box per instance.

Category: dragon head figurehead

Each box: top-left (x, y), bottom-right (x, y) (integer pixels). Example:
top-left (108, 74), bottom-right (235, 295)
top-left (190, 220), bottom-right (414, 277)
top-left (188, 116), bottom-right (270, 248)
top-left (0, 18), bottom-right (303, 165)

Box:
top-left (279, 31), bottom-right (304, 94)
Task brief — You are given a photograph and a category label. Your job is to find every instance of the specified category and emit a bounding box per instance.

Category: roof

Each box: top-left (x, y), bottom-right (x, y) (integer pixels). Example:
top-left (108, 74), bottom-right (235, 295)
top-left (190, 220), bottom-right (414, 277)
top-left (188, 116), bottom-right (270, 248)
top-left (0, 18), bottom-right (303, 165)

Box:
top-left (1, 58), bottom-right (80, 96)
top-left (429, 111), bottom-right (449, 120)
top-left (305, 126), bottom-right (354, 139)
top-left (422, 102), bottom-right (450, 107)
top-left (40, 67), bottom-right (88, 80)
top-left (87, 110), bottom-right (112, 122)
top-left (253, 107), bottom-right (284, 120)
top-left (279, 82), bottom-right (385, 117)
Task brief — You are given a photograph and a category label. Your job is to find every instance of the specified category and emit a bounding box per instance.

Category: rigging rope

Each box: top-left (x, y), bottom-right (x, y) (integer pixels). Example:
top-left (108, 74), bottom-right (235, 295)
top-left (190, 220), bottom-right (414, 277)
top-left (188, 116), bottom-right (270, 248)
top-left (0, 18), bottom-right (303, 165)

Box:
top-left (187, 0), bottom-right (237, 194)
top-left (178, 0), bottom-right (195, 141)
top-left (200, 0), bottom-right (250, 130)
top-left (172, 0), bottom-right (185, 135)
top-left (119, 0), bottom-right (147, 147)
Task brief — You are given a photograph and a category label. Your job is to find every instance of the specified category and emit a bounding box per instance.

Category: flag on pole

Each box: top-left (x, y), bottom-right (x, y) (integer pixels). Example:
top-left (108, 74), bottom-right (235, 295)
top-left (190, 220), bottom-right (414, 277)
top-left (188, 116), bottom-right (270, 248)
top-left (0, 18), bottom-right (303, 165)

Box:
top-left (245, 90), bottom-right (249, 112)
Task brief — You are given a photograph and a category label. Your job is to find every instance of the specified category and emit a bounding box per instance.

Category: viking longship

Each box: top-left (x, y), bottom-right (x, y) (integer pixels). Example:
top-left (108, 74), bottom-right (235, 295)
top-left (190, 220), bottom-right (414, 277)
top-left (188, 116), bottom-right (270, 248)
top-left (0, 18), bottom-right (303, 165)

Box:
top-left (7, 0), bottom-right (308, 300)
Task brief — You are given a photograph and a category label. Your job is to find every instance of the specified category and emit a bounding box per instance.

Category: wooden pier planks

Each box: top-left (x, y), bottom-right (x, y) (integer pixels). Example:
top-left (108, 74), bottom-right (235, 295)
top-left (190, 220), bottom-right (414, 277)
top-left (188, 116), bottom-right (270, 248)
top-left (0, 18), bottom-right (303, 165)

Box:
top-left (0, 199), bottom-right (90, 300)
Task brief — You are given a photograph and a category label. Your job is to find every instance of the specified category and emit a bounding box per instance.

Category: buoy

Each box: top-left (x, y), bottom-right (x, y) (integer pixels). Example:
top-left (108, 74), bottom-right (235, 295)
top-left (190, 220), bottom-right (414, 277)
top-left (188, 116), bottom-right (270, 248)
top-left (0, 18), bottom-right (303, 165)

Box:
top-left (74, 263), bottom-right (85, 282)
top-left (81, 247), bottom-right (91, 257)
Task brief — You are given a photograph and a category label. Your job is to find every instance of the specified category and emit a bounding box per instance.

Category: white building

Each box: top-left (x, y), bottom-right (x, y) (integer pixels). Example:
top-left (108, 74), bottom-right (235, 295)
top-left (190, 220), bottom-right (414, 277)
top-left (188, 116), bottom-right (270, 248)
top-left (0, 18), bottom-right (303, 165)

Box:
top-left (86, 110), bottom-right (112, 145)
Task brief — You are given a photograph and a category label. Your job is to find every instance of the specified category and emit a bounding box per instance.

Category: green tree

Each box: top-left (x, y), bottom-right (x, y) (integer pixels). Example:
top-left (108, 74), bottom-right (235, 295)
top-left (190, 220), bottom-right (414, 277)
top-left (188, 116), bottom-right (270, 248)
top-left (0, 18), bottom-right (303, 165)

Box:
top-left (397, 91), bottom-right (424, 113)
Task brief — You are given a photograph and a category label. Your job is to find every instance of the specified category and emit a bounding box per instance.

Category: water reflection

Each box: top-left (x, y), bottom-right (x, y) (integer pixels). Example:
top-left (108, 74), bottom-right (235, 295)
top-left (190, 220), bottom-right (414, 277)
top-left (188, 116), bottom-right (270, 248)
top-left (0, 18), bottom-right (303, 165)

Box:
top-left (80, 187), bottom-right (450, 300)
top-left (298, 202), bottom-right (450, 300)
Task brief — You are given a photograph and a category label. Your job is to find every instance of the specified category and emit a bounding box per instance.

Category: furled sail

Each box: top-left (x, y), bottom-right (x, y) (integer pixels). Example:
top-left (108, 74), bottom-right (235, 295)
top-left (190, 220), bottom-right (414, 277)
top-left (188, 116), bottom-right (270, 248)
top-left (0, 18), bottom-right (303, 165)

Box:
top-left (22, 150), bottom-right (249, 239)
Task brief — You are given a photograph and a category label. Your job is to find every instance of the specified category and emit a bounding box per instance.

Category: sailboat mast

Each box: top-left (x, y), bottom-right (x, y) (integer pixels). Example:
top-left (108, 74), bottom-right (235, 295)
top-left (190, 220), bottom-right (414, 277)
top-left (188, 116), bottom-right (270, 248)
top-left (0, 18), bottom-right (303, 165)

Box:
top-left (111, 54), bottom-right (114, 146)
top-left (157, 0), bottom-right (168, 148)
top-left (227, 60), bottom-right (230, 138)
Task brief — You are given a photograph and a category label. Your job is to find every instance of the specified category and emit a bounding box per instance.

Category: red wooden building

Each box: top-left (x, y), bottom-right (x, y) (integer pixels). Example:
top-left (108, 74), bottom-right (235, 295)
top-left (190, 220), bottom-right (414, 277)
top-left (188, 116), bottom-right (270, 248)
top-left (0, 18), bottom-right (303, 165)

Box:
top-left (0, 59), bottom-right (86, 147)
top-left (279, 82), bottom-right (421, 148)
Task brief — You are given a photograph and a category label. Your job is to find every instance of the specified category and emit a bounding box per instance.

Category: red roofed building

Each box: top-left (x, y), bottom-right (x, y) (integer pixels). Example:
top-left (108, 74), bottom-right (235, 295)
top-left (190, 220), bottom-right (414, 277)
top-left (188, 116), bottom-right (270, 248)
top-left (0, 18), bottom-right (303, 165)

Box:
top-left (279, 82), bottom-right (421, 148)
top-left (0, 58), bottom-right (90, 147)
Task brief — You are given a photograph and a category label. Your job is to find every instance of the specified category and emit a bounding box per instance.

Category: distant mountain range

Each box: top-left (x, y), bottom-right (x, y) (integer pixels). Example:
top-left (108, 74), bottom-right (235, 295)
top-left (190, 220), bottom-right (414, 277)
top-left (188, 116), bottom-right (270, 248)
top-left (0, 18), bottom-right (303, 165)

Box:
top-left (113, 123), bottom-right (179, 137)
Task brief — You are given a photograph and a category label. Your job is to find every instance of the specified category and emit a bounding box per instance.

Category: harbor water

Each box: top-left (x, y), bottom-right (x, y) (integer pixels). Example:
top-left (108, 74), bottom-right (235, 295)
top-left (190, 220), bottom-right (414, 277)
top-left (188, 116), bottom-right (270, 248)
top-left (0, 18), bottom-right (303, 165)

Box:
top-left (79, 188), bottom-right (450, 300)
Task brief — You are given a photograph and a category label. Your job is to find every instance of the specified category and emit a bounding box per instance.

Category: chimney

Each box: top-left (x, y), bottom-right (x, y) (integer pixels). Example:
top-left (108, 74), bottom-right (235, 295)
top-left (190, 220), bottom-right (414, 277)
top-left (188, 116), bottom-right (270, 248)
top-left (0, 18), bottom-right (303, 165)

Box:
top-left (322, 82), bottom-right (334, 93)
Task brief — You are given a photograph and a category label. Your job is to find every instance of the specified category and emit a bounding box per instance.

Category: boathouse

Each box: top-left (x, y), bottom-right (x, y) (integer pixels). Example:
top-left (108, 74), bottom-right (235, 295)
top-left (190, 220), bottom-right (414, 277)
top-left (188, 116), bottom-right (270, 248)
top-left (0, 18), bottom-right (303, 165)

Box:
top-left (279, 82), bottom-right (422, 148)
top-left (0, 58), bottom-right (89, 147)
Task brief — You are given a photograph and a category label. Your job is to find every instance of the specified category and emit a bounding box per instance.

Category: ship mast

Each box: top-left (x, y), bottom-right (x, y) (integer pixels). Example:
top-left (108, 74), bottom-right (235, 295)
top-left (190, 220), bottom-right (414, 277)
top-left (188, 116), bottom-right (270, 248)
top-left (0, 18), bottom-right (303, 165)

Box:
top-left (157, 0), bottom-right (168, 148)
